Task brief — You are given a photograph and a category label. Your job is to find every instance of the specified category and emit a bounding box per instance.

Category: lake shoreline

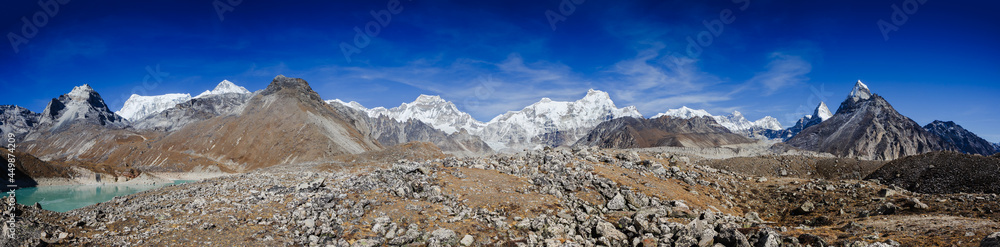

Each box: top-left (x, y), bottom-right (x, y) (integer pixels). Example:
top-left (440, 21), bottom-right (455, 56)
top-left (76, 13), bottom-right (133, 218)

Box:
top-left (28, 170), bottom-right (231, 187)
top-left (12, 179), bottom-right (200, 212)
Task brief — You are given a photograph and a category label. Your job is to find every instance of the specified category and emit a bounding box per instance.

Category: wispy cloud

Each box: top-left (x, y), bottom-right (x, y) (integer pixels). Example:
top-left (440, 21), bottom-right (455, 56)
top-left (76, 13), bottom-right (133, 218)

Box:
top-left (747, 53), bottom-right (812, 95)
top-left (295, 45), bottom-right (816, 122)
top-left (605, 44), bottom-right (729, 115)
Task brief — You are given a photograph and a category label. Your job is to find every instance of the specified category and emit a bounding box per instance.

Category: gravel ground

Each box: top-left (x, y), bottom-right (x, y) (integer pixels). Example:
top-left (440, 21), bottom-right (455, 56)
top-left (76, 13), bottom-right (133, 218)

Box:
top-left (4, 147), bottom-right (999, 246)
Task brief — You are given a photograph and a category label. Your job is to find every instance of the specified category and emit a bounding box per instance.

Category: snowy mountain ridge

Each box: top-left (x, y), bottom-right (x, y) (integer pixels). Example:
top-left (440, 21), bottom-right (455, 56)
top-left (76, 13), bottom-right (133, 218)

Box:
top-left (333, 95), bottom-right (485, 135)
top-left (116, 80), bottom-right (251, 121)
top-left (652, 106), bottom-right (783, 138)
top-left (651, 106), bottom-right (712, 119)
top-left (475, 89), bottom-right (643, 150)
top-left (116, 93), bottom-right (192, 121)
top-left (331, 89), bottom-right (643, 151)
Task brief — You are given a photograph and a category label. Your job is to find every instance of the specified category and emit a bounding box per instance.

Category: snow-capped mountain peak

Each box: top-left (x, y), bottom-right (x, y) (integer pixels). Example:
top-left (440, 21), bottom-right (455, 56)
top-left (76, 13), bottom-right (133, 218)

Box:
top-left (785, 101), bottom-right (834, 139)
top-left (712, 111), bottom-right (783, 133)
top-left (477, 89), bottom-right (642, 151)
top-left (849, 80), bottom-right (872, 101)
top-left (67, 84), bottom-right (95, 100)
top-left (414, 94), bottom-right (446, 104)
top-left (814, 101), bottom-right (833, 121)
top-left (346, 95), bottom-right (486, 135)
top-left (195, 80), bottom-right (251, 98)
top-left (581, 89), bottom-right (612, 102)
top-left (117, 93), bottom-right (193, 121)
top-left (652, 106), bottom-right (712, 119)
top-left (39, 84), bottom-right (124, 129)
top-left (753, 116), bottom-right (783, 130)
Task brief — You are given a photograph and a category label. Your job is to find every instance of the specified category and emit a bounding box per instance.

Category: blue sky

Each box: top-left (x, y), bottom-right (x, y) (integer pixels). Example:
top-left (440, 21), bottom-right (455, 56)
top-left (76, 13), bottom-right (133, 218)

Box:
top-left (2, 0), bottom-right (998, 141)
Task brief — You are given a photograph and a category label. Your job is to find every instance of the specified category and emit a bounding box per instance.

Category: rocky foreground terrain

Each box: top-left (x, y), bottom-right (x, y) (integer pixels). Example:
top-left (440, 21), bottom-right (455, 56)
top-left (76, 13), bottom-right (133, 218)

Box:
top-left (4, 145), bottom-right (1000, 246)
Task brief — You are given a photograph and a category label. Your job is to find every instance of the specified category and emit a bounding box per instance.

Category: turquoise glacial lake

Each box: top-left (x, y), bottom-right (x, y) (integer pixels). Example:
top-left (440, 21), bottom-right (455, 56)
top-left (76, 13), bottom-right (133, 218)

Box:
top-left (10, 180), bottom-right (195, 212)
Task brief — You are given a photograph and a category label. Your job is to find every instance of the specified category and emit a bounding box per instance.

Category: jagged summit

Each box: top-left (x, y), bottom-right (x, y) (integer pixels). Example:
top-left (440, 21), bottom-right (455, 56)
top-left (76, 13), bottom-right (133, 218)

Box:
top-left (36, 84), bottom-right (125, 131)
top-left (814, 102), bottom-right (833, 121)
top-left (784, 101), bottom-right (834, 140)
top-left (67, 84), bottom-right (95, 100)
top-left (195, 80), bottom-right (250, 98)
top-left (849, 80), bottom-right (872, 101)
top-left (261, 75), bottom-right (319, 98)
top-left (924, 120), bottom-right (999, 156)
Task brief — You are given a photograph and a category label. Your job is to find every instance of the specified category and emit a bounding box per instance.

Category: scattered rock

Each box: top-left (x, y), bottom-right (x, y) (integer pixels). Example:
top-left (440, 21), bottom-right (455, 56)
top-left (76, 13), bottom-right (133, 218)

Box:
top-left (902, 197), bottom-right (929, 210)
top-left (431, 228), bottom-right (456, 242)
top-left (878, 188), bottom-right (896, 197)
top-left (792, 201), bottom-right (815, 215)
top-left (460, 235), bottom-right (474, 246)
top-left (745, 212), bottom-right (763, 223)
top-left (714, 227), bottom-right (750, 247)
top-left (595, 221), bottom-right (627, 242)
top-left (982, 232), bottom-right (1000, 247)
top-left (876, 202), bottom-right (899, 215)
top-left (797, 234), bottom-right (827, 247)
top-left (607, 193), bottom-right (627, 211)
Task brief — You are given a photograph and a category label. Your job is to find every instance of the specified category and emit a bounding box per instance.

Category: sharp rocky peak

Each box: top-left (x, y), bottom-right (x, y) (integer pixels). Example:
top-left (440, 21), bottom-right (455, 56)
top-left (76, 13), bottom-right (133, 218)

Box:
top-left (263, 75), bottom-right (311, 94)
top-left (67, 84), bottom-right (96, 100)
top-left (849, 80), bottom-right (872, 101)
top-left (38, 84), bottom-right (124, 129)
top-left (814, 102), bottom-right (833, 121)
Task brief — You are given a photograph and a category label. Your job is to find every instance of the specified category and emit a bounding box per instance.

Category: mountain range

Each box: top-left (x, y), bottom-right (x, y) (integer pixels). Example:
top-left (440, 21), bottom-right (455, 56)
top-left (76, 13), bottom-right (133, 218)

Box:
top-left (574, 116), bottom-right (754, 149)
top-left (786, 81), bottom-right (954, 160)
top-left (923, 120), bottom-right (999, 156)
top-left (335, 89), bottom-right (643, 152)
top-left (2, 76), bottom-right (997, 185)
top-left (652, 106), bottom-right (784, 140)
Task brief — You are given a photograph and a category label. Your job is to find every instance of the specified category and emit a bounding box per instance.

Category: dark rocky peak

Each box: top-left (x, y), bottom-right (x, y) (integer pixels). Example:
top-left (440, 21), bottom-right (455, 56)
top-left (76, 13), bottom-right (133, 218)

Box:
top-left (924, 120), bottom-right (998, 156)
top-left (37, 84), bottom-right (123, 130)
top-left (260, 75), bottom-right (326, 105)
